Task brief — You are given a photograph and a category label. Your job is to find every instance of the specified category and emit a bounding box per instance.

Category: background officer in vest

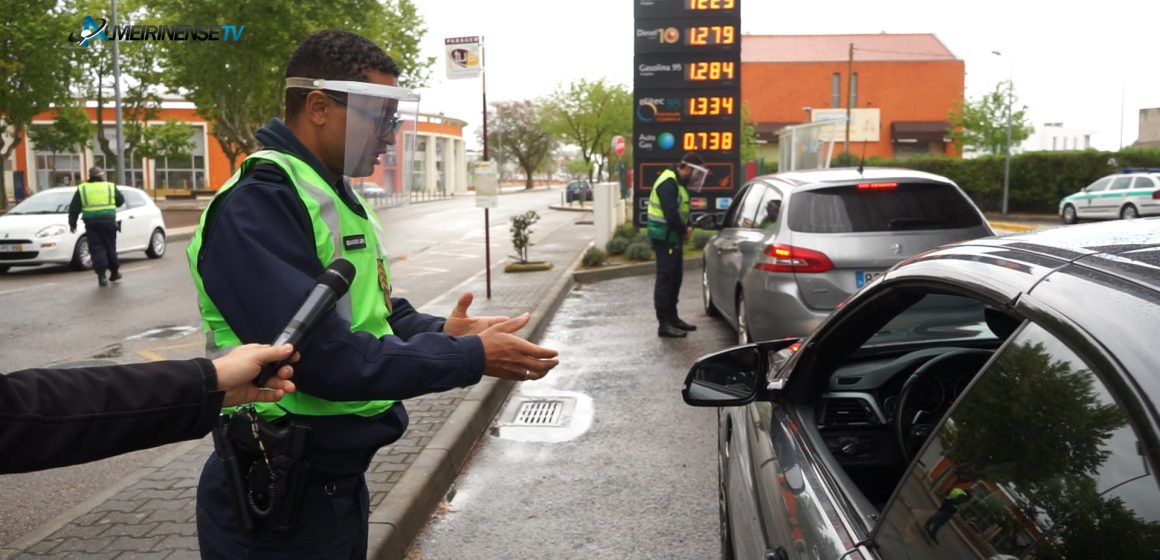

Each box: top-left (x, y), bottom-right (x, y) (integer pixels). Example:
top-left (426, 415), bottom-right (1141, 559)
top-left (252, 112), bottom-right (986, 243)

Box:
top-left (187, 30), bottom-right (559, 558)
top-left (68, 166), bottom-right (124, 286)
top-left (647, 152), bottom-right (708, 338)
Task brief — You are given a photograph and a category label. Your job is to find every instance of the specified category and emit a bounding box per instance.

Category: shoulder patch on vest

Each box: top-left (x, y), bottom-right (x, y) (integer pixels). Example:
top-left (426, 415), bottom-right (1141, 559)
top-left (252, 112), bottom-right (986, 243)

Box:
top-left (343, 234), bottom-right (368, 250)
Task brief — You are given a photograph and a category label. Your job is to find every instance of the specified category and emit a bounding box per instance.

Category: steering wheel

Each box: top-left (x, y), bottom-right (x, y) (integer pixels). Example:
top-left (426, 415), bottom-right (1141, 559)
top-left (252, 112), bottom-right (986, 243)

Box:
top-left (894, 349), bottom-right (992, 462)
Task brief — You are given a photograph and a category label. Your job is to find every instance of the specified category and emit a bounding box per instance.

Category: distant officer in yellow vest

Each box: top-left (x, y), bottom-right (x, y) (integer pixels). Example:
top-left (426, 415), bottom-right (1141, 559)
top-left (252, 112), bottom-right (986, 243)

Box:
top-left (68, 166), bottom-right (124, 286)
top-left (646, 152), bottom-right (708, 338)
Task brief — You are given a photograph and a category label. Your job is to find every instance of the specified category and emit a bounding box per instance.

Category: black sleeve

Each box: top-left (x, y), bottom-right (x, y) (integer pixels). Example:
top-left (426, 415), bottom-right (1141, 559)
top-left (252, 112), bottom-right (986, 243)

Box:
top-left (0, 359), bottom-right (222, 474)
top-left (68, 190), bottom-right (82, 229)
top-left (388, 297), bottom-right (446, 340)
top-left (656, 177), bottom-right (686, 237)
top-left (115, 187), bottom-right (125, 207)
top-left (196, 177), bottom-right (484, 403)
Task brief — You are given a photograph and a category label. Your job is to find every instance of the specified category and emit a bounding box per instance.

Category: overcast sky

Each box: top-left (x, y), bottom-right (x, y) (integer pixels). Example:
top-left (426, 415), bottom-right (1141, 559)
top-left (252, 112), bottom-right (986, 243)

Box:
top-left (411, 0), bottom-right (1157, 152)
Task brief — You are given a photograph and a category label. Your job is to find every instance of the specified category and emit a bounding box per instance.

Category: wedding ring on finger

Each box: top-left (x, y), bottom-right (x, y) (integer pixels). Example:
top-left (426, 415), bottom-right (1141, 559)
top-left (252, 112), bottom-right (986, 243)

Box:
top-left (523, 369), bottom-right (530, 380)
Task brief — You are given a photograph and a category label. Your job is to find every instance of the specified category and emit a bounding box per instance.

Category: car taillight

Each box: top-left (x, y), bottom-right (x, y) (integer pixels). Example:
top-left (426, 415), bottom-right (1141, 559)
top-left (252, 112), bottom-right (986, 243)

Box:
top-left (1153, 190), bottom-right (1160, 200)
top-left (755, 244), bottom-right (834, 273)
top-left (857, 182), bottom-right (898, 190)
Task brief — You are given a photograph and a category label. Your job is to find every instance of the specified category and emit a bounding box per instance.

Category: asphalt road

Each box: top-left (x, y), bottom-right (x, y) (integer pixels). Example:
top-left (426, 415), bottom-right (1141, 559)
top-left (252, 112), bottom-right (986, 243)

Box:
top-left (0, 187), bottom-right (574, 549)
top-left (409, 271), bottom-right (734, 560)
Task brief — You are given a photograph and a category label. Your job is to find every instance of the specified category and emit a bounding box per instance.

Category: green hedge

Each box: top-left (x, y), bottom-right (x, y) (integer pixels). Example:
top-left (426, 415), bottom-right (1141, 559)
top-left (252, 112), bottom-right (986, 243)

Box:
top-left (843, 148), bottom-right (1160, 214)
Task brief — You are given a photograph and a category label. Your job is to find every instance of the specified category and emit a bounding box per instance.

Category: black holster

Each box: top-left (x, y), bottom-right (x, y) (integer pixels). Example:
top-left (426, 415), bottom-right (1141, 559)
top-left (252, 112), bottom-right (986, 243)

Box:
top-left (211, 411), bottom-right (310, 533)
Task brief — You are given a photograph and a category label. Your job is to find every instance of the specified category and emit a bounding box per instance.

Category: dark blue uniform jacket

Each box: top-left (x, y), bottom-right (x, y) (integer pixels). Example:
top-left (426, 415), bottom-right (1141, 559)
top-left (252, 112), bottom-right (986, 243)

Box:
top-left (192, 118), bottom-right (485, 474)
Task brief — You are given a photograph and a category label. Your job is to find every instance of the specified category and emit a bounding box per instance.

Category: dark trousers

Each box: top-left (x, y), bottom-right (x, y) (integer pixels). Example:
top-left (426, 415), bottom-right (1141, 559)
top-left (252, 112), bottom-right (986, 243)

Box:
top-left (196, 453), bottom-right (370, 559)
top-left (924, 509), bottom-right (956, 540)
top-left (652, 239), bottom-right (684, 324)
top-left (84, 219), bottom-right (119, 276)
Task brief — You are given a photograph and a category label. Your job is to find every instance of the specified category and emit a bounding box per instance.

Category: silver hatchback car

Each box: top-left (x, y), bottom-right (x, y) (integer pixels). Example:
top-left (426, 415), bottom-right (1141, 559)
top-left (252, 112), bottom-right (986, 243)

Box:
top-left (701, 167), bottom-right (994, 343)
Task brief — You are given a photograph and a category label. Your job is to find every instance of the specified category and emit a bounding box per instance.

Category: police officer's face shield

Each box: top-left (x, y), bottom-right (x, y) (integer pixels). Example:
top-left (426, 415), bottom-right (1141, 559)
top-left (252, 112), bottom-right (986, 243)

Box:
top-left (682, 162), bottom-right (710, 193)
top-left (286, 78), bottom-right (420, 206)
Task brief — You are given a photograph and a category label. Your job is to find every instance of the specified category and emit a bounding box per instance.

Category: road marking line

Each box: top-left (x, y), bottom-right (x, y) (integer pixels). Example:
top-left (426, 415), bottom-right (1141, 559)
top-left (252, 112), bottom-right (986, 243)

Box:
top-left (137, 349), bottom-right (166, 362)
top-left (0, 283), bottom-right (57, 297)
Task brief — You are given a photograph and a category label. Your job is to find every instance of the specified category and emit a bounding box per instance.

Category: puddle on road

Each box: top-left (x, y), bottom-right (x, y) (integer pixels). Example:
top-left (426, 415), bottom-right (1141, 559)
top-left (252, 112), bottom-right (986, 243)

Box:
top-left (490, 389), bottom-right (593, 443)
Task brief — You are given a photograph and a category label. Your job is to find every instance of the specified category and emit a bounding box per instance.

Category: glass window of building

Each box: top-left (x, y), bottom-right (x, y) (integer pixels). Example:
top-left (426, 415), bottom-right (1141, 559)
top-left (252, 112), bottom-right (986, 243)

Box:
top-left (30, 124), bottom-right (84, 191)
top-left (91, 125), bottom-right (146, 189)
top-left (151, 124), bottom-right (206, 191)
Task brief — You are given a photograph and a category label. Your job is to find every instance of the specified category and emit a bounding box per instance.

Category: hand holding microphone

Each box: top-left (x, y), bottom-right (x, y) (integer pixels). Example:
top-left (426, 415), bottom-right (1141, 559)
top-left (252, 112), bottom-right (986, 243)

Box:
top-left (254, 259), bottom-right (357, 386)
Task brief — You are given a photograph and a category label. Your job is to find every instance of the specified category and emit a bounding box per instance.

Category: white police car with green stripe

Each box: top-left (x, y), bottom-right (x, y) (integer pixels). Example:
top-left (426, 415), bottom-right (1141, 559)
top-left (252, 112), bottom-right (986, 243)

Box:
top-left (1059, 169), bottom-right (1160, 224)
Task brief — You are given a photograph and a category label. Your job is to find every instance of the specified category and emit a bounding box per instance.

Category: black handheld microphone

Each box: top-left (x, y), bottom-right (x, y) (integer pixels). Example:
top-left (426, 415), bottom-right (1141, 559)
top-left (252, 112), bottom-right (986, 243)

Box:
top-left (253, 258), bottom-right (357, 386)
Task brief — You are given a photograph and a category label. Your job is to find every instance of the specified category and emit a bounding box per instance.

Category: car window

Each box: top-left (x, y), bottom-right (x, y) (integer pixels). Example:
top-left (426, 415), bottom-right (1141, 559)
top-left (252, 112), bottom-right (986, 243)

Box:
top-left (860, 293), bottom-right (1002, 349)
top-left (874, 322), bottom-right (1160, 558)
top-left (1085, 177), bottom-right (1113, 192)
top-left (7, 191), bottom-right (73, 214)
top-left (122, 189), bottom-right (147, 209)
top-left (755, 186), bottom-right (783, 230)
top-left (1109, 176), bottom-right (1134, 191)
top-left (731, 183), bottom-right (766, 228)
top-left (787, 181), bottom-right (984, 233)
top-left (1132, 176), bottom-right (1156, 190)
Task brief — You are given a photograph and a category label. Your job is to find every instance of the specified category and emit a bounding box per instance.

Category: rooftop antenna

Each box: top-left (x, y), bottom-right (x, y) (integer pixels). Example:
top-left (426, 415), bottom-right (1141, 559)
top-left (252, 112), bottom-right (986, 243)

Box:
top-left (857, 140), bottom-right (868, 176)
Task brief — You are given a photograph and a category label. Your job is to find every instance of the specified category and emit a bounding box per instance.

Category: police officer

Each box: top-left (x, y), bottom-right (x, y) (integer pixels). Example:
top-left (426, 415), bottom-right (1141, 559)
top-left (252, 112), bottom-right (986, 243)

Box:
top-left (187, 29), bottom-right (559, 558)
top-left (647, 152), bottom-right (708, 338)
top-left (69, 166), bottom-right (124, 286)
top-left (925, 486), bottom-right (970, 543)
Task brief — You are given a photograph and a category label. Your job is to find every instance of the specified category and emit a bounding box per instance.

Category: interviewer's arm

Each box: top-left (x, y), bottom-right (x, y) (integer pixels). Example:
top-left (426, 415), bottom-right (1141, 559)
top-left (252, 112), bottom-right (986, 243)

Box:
top-left (0, 345), bottom-right (295, 474)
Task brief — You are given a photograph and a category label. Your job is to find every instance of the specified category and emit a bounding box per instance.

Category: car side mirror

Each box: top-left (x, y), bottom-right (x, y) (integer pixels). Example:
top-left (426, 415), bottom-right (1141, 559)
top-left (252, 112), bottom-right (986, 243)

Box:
top-left (692, 213), bottom-right (718, 230)
top-left (682, 338), bottom-right (799, 406)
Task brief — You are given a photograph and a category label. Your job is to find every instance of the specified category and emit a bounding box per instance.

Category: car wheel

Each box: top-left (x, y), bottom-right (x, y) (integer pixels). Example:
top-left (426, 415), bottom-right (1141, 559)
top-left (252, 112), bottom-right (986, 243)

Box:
top-left (703, 260), bottom-right (720, 317)
top-left (146, 228), bottom-right (166, 259)
top-left (1061, 204), bottom-right (1078, 225)
top-left (0, 265), bottom-right (9, 274)
top-left (1121, 204), bottom-right (1139, 220)
top-left (736, 292), bottom-right (751, 345)
top-left (70, 235), bottom-right (92, 271)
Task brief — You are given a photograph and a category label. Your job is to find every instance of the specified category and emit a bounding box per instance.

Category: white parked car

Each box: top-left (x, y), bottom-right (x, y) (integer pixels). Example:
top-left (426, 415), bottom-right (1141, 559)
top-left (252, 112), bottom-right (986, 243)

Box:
top-left (0, 186), bottom-right (167, 273)
top-left (1058, 169), bottom-right (1160, 223)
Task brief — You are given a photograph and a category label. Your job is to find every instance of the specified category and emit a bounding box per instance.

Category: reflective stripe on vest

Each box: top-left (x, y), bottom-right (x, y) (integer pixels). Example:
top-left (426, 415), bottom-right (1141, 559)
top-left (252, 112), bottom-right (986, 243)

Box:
top-left (646, 169), bottom-right (690, 243)
top-left (79, 182), bottom-right (117, 213)
top-left (187, 150), bottom-right (396, 419)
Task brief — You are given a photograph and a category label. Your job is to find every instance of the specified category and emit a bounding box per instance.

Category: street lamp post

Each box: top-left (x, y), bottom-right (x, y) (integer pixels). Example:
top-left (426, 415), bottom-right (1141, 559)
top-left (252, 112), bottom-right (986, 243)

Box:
top-left (992, 51), bottom-right (1013, 215)
top-left (111, 0), bottom-right (126, 187)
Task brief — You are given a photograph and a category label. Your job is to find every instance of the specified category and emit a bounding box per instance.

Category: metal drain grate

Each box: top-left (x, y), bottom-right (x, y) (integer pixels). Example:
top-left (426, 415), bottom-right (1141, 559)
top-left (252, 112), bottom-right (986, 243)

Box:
top-left (512, 400), bottom-right (565, 426)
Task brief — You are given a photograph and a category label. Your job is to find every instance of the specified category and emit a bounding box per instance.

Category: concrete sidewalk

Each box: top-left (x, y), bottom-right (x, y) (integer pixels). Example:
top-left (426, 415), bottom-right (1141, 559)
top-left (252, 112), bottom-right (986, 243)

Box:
top-left (1, 211), bottom-right (594, 560)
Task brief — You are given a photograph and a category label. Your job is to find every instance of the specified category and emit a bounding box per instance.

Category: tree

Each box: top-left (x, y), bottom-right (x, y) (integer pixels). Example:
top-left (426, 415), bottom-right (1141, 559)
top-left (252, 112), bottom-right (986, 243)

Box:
top-left (150, 0), bottom-right (434, 172)
top-left (485, 100), bottom-right (556, 190)
top-left (134, 119), bottom-right (194, 188)
top-left (67, 0), bottom-right (164, 184)
top-left (739, 103), bottom-right (759, 164)
top-left (542, 79), bottom-right (632, 183)
top-left (0, 3), bottom-right (78, 207)
top-left (26, 104), bottom-right (95, 185)
top-left (948, 80), bottom-right (1033, 156)
top-left (509, 210), bottom-right (540, 263)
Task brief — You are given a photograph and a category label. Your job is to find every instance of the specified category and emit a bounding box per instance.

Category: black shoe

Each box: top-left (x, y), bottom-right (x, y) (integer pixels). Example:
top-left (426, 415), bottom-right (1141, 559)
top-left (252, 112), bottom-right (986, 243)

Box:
top-left (658, 323), bottom-right (687, 338)
top-left (109, 271), bottom-right (122, 282)
top-left (97, 274), bottom-right (108, 287)
top-left (673, 318), bottom-right (698, 332)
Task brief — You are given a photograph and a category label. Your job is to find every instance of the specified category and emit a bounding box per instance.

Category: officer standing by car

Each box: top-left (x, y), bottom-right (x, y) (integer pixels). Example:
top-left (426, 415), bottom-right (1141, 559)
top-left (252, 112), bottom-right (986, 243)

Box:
top-left (187, 29), bottom-right (559, 558)
top-left (647, 152), bottom-right (708, 338)
top-left (68, 166), bottom-right (124, 286)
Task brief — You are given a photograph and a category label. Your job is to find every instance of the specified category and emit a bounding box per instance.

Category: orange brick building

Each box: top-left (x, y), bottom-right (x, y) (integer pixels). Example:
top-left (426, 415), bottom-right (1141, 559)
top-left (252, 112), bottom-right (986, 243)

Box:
top-left (3, 100), bottom-right (468, 202)
top-left (742, 33), bottom-right (965, 164)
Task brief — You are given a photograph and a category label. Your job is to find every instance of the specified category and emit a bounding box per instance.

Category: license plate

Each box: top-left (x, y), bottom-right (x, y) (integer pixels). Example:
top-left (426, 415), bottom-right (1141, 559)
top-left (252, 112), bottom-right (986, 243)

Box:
top-left (0, 244), bottom-right (23, 253)
top-left (856, 270), bottom-right (882, 288)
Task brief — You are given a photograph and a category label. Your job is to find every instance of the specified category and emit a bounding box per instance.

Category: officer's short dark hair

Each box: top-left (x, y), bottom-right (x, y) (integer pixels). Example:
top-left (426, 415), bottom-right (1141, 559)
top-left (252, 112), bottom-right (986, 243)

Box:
top-left (88, 166), bottom-right (105, 180)
top-left (678, 152), bottom-right (704, 168)
top-left (284, 29), bottom-right (402, 121)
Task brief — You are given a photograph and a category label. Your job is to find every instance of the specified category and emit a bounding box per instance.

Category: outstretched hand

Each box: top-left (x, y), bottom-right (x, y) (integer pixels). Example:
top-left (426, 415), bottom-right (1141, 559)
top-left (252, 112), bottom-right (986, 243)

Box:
top-left (213, 344), bottom-right (298, 407)
top-left (476, 313), bottom-right (559, 381)
top-left (443, 292), bottom-right (510, 336)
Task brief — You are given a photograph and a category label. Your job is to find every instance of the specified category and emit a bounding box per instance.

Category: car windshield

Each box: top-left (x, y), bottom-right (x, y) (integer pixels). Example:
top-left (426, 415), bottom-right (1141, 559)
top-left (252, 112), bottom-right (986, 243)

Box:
top-left (788, 181), bottom-right (984, 233)
top-left (861, 293), bottom-right (999, 349)
top-left (7, 191), bottom-right (73, 215)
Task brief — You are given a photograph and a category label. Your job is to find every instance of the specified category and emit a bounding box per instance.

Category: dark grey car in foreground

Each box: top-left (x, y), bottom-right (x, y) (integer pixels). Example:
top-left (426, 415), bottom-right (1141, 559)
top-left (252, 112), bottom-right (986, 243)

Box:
top-left (684, 218), bottom-right (1160, 560)
top-left (701, 168), bottom-right (994, 345)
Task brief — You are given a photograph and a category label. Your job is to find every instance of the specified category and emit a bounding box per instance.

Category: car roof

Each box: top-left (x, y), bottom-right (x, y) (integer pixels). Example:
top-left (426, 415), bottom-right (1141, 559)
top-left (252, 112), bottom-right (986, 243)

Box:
top-left (960, 218), bottom-right (1160, 293)
top-left (751, 167), bottom-right (955, 191)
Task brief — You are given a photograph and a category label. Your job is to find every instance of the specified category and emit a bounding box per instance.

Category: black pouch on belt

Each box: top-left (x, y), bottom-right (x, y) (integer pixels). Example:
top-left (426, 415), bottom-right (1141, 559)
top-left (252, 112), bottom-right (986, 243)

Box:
top-left (220, 409), bottom-right (311, 533)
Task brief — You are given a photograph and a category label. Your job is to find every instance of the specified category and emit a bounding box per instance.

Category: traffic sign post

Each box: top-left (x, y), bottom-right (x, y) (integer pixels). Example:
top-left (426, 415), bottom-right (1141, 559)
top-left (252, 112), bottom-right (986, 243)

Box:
top-left (633, 0), bottom-right (741, 229)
